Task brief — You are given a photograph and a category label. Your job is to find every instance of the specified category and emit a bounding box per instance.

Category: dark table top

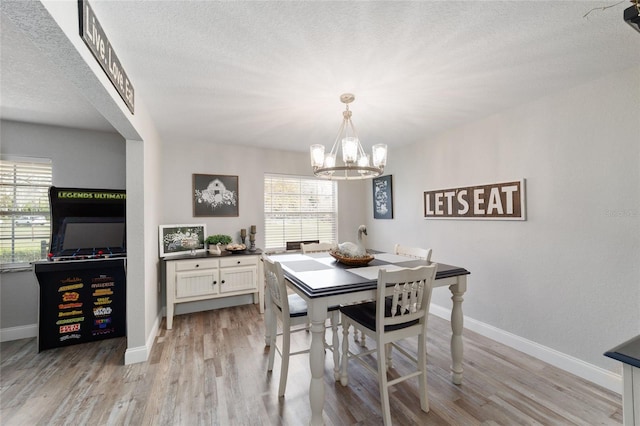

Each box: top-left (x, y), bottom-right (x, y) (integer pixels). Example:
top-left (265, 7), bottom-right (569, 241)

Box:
top-left (270, 251), bottom-right (469, 299)
top-left (605, 334), bottom-right (640, 369)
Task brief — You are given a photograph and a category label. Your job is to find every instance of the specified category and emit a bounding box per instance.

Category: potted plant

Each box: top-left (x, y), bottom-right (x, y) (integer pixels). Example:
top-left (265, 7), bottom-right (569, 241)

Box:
top-left (205, 234), bottom-right (232, 254)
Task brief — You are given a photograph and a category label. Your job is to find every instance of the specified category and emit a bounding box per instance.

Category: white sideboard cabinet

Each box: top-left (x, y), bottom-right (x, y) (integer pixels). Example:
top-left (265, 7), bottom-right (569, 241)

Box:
top-left (164, 252), bottom-right (264, 329)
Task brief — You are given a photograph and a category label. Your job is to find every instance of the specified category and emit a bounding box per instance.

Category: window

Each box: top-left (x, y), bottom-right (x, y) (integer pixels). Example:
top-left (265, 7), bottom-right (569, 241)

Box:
top-left (0, 156), bottom-right (52, 267)
top-left (264, 174), bottom-right (337, 250)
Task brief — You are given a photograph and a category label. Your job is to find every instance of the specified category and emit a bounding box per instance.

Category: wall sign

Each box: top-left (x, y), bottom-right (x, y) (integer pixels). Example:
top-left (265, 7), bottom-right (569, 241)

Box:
top-left (79, 0), bottom-right (135, 114)
top-left (373, 175), bottom-right (393, 219)
top-left (424, 179), bottom-right (526, 220)
top-left (193, 174), bottom-right (240, 217)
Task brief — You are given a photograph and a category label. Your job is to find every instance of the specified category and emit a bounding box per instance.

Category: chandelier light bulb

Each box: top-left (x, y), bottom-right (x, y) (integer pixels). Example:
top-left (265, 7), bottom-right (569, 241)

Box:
top-left (372, 144), bottom-right (388, 167)
top-left (310, 93), bottom-right (388, 180)
top-left (342, 137), bottom-right (359, 163)
top-left (310, 144), bottom-right (325, 168)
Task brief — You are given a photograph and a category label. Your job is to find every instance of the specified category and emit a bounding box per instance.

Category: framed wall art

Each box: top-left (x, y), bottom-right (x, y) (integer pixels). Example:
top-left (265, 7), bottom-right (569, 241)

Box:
top-left (373, 175), bottom-right (393, 219)
top-left (159, 224), bottom-right (206, 257)
top-left (193, 174), bottom-right (239, 217)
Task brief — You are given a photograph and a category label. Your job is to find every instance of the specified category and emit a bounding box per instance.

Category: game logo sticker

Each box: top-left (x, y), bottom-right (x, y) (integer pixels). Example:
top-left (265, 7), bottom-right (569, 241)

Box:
top-left (93, 306), bottom-right (112, 317)
top-left (57, 317), bottom-right (84, 325)
top-left (92, 288), bottom-right (114, 297)
top-left (58, 310), bottom-right (83, 317)
top-left (94, 297), bottom-right (112, 306)
top-left (60, 334), bottom-right (81, 341)
top-left (62, 292), bottom-right (80, 302)
top-left (59, 323), bottom-right (81, 333)
top-left (94, 317), bottom-right (112, 329)
top-left (59, 302), bottom-right (83, 310)
top-left (92, 328), bottom-right (115, 336)
top-left (91, 276), bottom-right (115, 288)
top-left (59, 283), bottom-right (84, 292)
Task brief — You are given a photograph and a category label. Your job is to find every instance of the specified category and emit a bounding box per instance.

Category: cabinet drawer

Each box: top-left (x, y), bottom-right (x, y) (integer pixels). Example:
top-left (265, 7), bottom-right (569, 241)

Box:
top-left (175, 258), bottom-right (218, 271)
top-left (220, 256), bottom-right (258, 268)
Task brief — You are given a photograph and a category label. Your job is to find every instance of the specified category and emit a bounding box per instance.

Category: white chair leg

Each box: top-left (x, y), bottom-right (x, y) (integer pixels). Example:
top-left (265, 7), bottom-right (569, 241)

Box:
top-left (331, 311), bottom-right (340, 380)
top-left (278, 324), bottom-right (291, 397)
top-left (418, 334), bottom-right (429, 412)
top-left (340, 319), bottom-right (350, 386)
top-left (377, 339), bottom-right (392, 426)
top-left (267, 316), bottom-right (277, 372)
top-left (385, 343), bottom-right (393, 370)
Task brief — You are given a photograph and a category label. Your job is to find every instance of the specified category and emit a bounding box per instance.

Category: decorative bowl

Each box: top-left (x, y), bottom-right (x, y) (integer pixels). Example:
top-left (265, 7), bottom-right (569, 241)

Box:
top-left (225, 243), bottom-right (247, 252)
top-left (329, 250), bottom-right (374, 266)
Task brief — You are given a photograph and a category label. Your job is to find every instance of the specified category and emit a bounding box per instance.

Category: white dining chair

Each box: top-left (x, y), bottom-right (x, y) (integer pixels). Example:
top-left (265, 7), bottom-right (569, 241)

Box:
top-left (300, 242), bottom-right (336, 253)
top-left (393, 244), bottom-right (432, 263)
top-left (339, 264), bottom-right (438, 426)
top-left (354, 244), bottom-right (432, 348)
top-left (263, 255), bottom-right (341, 396)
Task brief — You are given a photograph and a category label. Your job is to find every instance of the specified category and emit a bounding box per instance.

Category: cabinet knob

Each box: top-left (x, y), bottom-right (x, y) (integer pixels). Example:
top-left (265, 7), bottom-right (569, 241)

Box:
top-left (195, 264), bottom-right (199, 268)
top-left (237, 261), bottom-right (241, 264)
top-left (221, 280), bottom-right (225, 284)
top-left (213, 280), bottom-right (217, 285)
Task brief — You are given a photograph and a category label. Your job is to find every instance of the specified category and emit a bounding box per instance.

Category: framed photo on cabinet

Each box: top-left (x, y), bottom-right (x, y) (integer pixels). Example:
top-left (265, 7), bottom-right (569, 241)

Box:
top-left (158, 224), bottom-right (206, 257)
top-left (373, 175), bottom-right (393, 219)
top-left (193, 174), bottom-right (239, 217)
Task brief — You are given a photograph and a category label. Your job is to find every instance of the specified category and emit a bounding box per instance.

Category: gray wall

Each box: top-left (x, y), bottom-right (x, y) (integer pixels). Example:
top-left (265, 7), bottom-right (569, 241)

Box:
top-left (365, 66), bottom-right (640, 374)
top-left (0, 120), bottom-right (125, 330)
top-left (160, 139), bottom-right (368, 314)
top-left (161, 139), bottom-right (368, 247)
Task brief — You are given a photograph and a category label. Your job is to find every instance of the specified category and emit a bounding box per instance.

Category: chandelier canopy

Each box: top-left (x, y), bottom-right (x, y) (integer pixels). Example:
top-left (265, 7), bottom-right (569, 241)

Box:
top-left (310, 94), bottom-right (387, 180)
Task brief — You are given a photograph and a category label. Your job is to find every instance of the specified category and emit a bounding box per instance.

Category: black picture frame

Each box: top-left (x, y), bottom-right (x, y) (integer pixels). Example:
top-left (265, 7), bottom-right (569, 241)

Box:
top-left (373, 175), bottom-right (393, 219)
top-left (193, 174), bottom-right (239, 217)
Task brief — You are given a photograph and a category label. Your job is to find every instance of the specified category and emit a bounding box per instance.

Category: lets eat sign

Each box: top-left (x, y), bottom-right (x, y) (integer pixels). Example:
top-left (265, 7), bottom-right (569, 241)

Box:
top-left (79, 0), bottom-right (134, 114)
top-left (424, 180), bottom-right (526, 220)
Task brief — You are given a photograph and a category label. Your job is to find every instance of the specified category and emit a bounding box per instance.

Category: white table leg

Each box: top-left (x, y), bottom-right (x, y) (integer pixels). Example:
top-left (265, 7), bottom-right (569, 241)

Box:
top-left (449, 276), bottom-right (467, 385)
top-left (308, 300), bottom-right (328, 426)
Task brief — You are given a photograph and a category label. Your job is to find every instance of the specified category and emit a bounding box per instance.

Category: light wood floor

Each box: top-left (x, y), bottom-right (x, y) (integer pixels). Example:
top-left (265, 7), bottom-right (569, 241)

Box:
top-left (1, 304), bottom-right (622, 425)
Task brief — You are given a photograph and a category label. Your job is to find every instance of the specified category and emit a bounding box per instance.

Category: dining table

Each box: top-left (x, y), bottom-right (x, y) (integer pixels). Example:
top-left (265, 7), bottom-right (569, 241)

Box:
top-left (264, 250), bottom-right (470, 426)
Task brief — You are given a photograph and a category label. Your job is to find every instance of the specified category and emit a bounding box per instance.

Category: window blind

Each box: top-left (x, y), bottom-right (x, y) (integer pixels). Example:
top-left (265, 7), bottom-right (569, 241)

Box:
top-left (0, 157), bottom-right (52, 266)
top-left (264, 174), bottom-right (337, 250)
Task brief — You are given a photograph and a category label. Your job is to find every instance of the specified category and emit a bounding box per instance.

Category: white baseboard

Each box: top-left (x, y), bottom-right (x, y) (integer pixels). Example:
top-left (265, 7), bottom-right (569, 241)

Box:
top-left (124, 310), bottom-right (162, 365)
top-left (0, 323), bottom-right (37, 342)
top-left (2, 315), bottom-right (162, 366)
top-left (430, 304), bottom-right (622, 394)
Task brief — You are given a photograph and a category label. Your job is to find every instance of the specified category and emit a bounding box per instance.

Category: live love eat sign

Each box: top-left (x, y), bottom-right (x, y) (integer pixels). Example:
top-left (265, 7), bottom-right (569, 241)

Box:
top-left (79, 0), bottom-right (134, 114)
top-left (424, 180), bottom-right (526, 220)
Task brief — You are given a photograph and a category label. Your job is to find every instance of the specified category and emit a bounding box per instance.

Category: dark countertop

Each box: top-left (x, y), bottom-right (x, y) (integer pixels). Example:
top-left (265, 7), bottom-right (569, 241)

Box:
top-left (605, 334), bottom-right (640, 369)
top-left (162, 249), bottom-right (262, 262)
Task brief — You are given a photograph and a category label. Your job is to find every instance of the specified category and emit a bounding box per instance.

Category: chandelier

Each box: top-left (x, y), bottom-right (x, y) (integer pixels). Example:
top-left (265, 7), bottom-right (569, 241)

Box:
top-left (310, 93), bottom-right (387, 180)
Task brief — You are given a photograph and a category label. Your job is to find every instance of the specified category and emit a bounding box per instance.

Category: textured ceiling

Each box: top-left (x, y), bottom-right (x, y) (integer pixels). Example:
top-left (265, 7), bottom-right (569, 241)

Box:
top-left (2, 1), bottom-right (639, 152)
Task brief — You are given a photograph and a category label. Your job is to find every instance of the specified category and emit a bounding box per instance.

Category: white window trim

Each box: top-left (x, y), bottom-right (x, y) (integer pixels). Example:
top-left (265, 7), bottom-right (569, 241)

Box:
top-left (0, 155), bottom-right (52, 271)
top-left (264, 173), bottom-right (338, 251)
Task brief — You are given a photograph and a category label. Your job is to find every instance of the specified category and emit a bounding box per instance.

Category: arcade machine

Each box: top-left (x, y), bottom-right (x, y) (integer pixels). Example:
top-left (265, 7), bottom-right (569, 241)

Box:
top-left (33, 187), bottom-right (126, 352)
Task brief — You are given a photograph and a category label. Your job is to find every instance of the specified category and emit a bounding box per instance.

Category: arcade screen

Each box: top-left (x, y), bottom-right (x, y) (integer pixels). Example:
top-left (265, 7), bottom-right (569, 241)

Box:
top-left (60, 218), bottom-right (125, 252)
top-left (48, 187), bottom-right (126, 259)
